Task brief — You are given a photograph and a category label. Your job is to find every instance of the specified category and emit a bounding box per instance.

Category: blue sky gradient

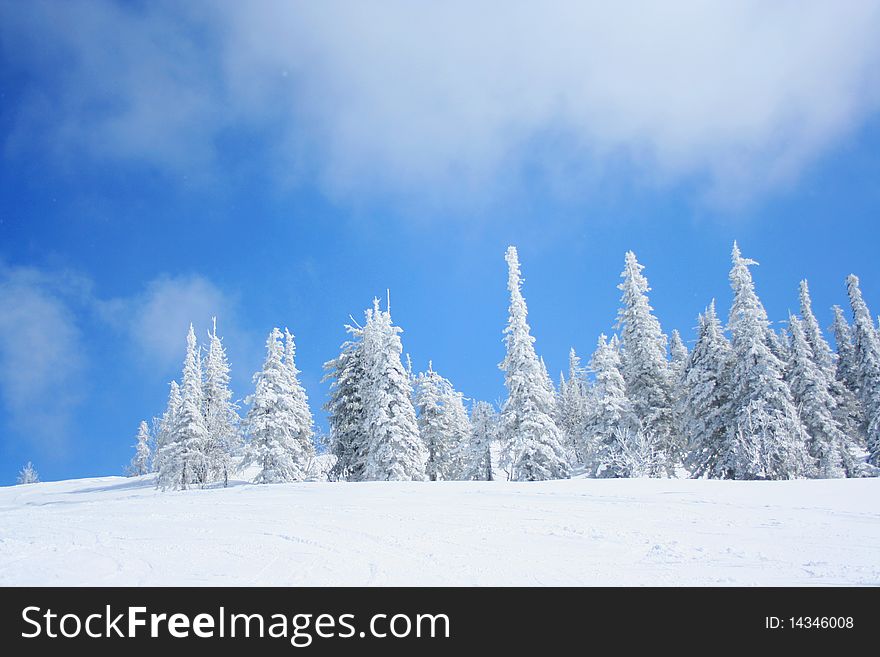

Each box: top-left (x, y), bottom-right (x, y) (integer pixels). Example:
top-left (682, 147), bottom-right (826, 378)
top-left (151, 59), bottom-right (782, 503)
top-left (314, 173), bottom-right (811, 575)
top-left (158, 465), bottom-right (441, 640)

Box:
top-left (2, 1), bottom-right (880, 483)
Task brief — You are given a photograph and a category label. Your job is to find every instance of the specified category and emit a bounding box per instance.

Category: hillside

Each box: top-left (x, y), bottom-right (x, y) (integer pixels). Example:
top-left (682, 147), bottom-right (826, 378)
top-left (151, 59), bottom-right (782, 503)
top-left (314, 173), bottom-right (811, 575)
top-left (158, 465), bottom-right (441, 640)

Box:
top-left (1, 475), bottom-right (877, 586)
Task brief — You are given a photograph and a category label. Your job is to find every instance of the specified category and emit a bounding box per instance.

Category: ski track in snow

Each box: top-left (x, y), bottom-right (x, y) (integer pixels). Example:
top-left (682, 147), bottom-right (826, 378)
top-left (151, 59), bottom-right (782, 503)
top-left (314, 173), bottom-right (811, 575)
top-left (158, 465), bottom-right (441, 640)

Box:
top-left (0, 475), bottom-right (878, 586)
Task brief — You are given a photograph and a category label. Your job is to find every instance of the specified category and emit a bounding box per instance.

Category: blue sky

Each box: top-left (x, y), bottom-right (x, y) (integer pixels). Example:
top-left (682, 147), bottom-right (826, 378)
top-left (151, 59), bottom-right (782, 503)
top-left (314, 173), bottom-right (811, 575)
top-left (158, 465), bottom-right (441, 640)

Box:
top-left (2, 1), bottom-right (880, 484)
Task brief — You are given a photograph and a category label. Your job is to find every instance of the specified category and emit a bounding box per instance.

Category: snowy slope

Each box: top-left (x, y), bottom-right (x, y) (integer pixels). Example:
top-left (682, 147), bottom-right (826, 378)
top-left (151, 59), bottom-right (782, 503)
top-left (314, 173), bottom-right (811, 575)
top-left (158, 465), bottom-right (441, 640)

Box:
top-left (0, 475), bottom-right (877, 586)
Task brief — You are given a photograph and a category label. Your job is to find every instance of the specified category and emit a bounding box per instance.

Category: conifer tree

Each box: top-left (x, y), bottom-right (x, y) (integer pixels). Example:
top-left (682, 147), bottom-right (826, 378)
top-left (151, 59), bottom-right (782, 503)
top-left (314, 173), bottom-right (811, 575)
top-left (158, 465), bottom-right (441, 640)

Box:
top-left (360, 299), bottom-right (427, 481)
top-left (414, 363), bottom-right (469, 480)
top-left (557, 348), bottom-right (588, 463)
top-left (16, 461), bottom-right (39, 485)
top-left (847, 275), bottom-right (880, 466)
top-left (681, 301), bottom-right (734, 478)
top-left (722, 244), bottom-right (811, 480)
top-left (499, 246), bottom-right (570, 481)
top-left (324, 323), bottom-right (368, 481)
top-left (464, 401), bottom-right (497, 481)
top-left (202, 318), bottom-right (241, 486)
top-left (617, 251), bottom-right (677, 473)
top-left (128, 420), bottom-right (152, 476)
top-left (831, 304), bottom-right (866, 447)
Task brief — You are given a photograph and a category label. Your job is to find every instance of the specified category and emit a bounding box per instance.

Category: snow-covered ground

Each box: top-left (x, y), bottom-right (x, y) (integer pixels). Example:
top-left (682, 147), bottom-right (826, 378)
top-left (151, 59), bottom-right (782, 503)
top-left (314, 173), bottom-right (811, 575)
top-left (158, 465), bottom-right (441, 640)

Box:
top-left (0, 475), bottom-right (877, 586)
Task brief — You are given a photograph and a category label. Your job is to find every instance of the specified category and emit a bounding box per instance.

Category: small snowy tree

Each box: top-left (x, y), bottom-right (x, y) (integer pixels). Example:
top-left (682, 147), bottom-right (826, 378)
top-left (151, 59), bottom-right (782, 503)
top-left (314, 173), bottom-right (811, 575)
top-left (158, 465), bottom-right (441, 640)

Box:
top-left (847, 274), bottom-right (880, 466)
top-left (153, 380), bottom-right (181, 478)
top-left (499, 246), bottom-right (570, 481)
top-left (786, 316), bottom-right (847, 478)
top-left (360, 299), bottom-right (427, 481)
top-left (617, 251), bottom-right (677, 474)
top-left (17, 461), bottom-right (39, 485)
top-left (128, 420), bottom-right (152, 476)
top-left (463, 401), bottom-right (497, 481)
top-left (557, 348), bottom-right (589, 464)
top-left (722, 243), bottom-right (811, 480)
top-left (242, 328), bottom-right (315, 484)
top-left (414, 363), bottom-right (469, 481)
top-left (604, 427), bottom-right (663, 479)
top-left (323, 323), bottom-right (368, 481)
top-left (202, 318), bottom-right (241, 487)
top-left (586, 334), bottom-right (640, 478)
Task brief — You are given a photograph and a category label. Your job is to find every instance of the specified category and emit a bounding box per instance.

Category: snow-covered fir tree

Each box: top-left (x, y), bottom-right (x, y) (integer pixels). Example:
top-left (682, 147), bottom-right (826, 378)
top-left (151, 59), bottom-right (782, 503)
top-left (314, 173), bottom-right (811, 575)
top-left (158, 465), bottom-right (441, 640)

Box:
top-left (831, 304), bottom-right (866, 445)
top-left (17, 461), bottom-right (39, 485)
top-left (669, 330), bottom-right (688, 381)
top-left (786, 315), bottom-right (848, 478)
top-left (722, 243), bottom-right (811, 480)
top-left (617, 251), bottom-right (677, 474)
top-left (153, 380), bottom-right (181, 476)
top-left (283, 328), bottom-right (316, 461)
top-left (360, 299), bottom-right (427, 481)
top-left (681, 301), bottom-right (734, 478)
top-left (157, 325), bottom-right (210, 490)
top-left (323, 322), bottom-right (368, 481)
top-left (586, 334), bottom-right (639, 477)
top-left (669, 328), bottom-right (689, 451)
top-left (799, 281), bottom-right (835, 373)
top-left (242, 328), bottom-right (315, 483)
top-left (202, 318), bottom-right (241, 486)
top-left (557, 348), bottom-right (589, 464)
top-left (128, 420), bottom-right (152, 476)
top-left (414, 362), bottom-right (469, 480)
top-left (463, 400), bottom-right (497, 481)
top-left (847, 275), bottom-right (880, 466)
top-left (499, 246), bottom-right (570, 481)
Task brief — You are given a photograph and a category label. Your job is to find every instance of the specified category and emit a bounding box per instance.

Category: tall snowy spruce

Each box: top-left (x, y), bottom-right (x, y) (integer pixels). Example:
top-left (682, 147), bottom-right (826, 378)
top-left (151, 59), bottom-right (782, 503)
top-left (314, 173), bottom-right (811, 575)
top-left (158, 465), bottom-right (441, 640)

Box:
top-left (847, 275), bottom-right (880, 466)
top-left (157, 325), bottom-right (210, 490)
top-left (414, 363), bottom-right (470, 480)
top-left (153, 380), bottom-right (181, 476)
top-left (323, 323), bottom-right (368, 481)
top-left (586, 334), bottom-right (639, 477)
top-left (128, 420), bottom-right (152, 476)
top-left (202, 318), bottom-right (241, 486)
top-left (499, 246), bottom-right (570, 481)
top-left (464, 401), bottom-right (497, 481)
top-left (722, 244), bottom-right (811, 480)
top-left (557, 348), bottom-right (589, 464)
top-left (360, 299), bottom-right (427, 481)
top-left (681, 301), bottom-right (734, 478)
top-left (242, 328), bottom-right (315, 484)
top-left (787, 316), bottom-right (849, 477)
top-left (831, 304), bottom-right (866, 444)
top-left (617, 251), bottom-right (677, 474)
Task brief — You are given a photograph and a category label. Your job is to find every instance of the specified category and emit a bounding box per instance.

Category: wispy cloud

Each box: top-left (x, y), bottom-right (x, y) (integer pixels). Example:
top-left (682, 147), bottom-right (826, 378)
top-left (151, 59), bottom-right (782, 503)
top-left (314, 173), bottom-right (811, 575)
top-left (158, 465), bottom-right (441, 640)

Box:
top-left (3, 1), bottom-right (880, 206)
top-left (0, 263), bottom-right (87, 454)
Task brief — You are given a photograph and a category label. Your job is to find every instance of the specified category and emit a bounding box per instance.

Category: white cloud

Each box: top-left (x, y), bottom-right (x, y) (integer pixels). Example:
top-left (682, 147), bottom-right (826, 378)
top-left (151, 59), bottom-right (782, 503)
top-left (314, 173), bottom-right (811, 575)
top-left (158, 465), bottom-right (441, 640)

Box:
top-left (3, 1), bottom-right (880, 205)
top-left (0, 265), bottom-right (86, 453)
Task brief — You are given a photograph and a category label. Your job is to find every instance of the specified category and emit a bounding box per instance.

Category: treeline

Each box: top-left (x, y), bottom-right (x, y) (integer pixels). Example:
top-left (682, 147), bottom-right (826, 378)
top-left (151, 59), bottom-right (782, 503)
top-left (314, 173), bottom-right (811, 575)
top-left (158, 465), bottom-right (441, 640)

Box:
top-left (133, 242), bottom-right (880, 489)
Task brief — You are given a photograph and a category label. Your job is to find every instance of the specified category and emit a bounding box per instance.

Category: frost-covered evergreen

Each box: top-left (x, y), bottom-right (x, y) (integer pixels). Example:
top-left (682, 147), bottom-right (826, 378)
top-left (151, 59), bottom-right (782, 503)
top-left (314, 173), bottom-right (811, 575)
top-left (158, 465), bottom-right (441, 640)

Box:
top-left (799, 281), bottom-right (835, 373)
top-left (586, 334), bottom-right (639, 478)
top-left (16, 461), bottom-right (39, 485)
top-left (360, 299), bottom-right (427, 481)
top-left (681, 301), bottom-right (734, 478)
top-left (157, 325), bottom-right (210, 490)
top-left (153, 380), bottom-right (181, 477)
top-left (557, 348), bottom-right (589, 464)
top-left (847, 275), bottom-right (880, 466)
top-left (242, 328), bottom-right (315, 484)
top-left (202, 318), bottom-right (241, 486)
top-left (786, 316), bottom-right (847, 478)
top-left (499, 246), bottom-right (570, 481)
top-left (414, 362), bottom-right (470, 480)
top-left (128, 420), bottom-right (152, 476)
top-left (669, 330), bottom-right (688, 381)
top-left (722, 244), bottom-right (811, 480)
top-left (831, 304), bottom-right (866, 446)
top-left (323, 323), bottom-right (368, 481)
top-left (617, 251), bottom-right (677, 473)
top-left (464, 401), bottom-right (497, 481)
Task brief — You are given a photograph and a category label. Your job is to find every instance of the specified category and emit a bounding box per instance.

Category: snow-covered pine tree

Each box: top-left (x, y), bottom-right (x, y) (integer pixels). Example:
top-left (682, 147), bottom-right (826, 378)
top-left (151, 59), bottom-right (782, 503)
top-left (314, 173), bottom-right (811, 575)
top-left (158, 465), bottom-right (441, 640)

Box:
top-left (786, 315), bottom-right (847, 478)
top-left (16, 461), bottom-right (39, 484)
top-left (617, 251), bottom-right (677, 474)
top-left (242, 328), bottom-right (315, 483)
top-left (799, 281), bottom-right (835, 373)
top-left (669, 328), bottom-right (689, 453)
top-left (157, 325), bottom-right (210, 490)
top-left (323, 322), bottom-right (368, 481)
top-left (847, 275), bottom-right (880, 466)
top-left (463, 400), bottom-right (497, 481)
top-left (283, 328), bottom-right (316, 464)
top-left (128, 420), bottom-right (152, 476)
top-left (831, 304), bottom-right (866, 446)
top-left (499, 246), bottom-right (570, 481)
top-left (669, 329), bottom-right (688, 381)
top-left (153, 380), bottom-right (181, 477)
top-left (360, 299), bottom-right (427, 481)
top-left (681, 301), bottom-right (734, 478)
top-left (414, 363), bottom-right (469, 480)
top-left (557, 348), bottom-right (589, 464)
top-left (722, 243), bottom-right (811, 480)
top-left (202, 318), bottom-right (241, 487)
top-left (586, 334), bottom-right (639, 477)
